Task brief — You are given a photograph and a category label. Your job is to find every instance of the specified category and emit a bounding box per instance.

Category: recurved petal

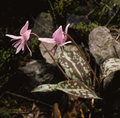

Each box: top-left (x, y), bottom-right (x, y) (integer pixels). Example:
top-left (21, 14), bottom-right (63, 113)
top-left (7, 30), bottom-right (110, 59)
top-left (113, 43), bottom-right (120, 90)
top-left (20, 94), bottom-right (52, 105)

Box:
top-left (16, 41), bottom-right (25, 54)
top-left (60, 41), bottom-right (72, 47)
top-left (22, 29), bottom-right (31, 41)
top-left (12, 40), bottom-right (21, 48)
top-left (26, 43), bottom-right (32, 56)
top-left (20, 21), bottom-right (29, 35)
top-left (38, 38), bottom-right (56, 43)
top-left (53, 26), bottom-right (63, 44)
top-left (6, 34), bottom-right (22, 39)
top-left (64, 23), bottom-right (70, 41)
top-left (53, 26), bottom-right (62, 37)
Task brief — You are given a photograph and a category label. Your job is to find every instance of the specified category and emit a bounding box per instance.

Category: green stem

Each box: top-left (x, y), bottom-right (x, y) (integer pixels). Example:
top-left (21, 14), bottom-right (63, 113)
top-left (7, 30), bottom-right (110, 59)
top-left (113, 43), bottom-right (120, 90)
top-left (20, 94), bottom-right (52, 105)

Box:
top-left (64, 33), bottom-right (100, 87)
top-left (30, 32), bottom-right (70, 81)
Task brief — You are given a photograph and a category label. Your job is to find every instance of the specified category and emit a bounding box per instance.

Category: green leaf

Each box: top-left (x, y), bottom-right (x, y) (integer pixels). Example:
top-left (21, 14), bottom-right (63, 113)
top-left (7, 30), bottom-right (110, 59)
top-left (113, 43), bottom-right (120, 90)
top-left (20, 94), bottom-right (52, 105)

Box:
top-left (100, 58), bottom-right (120, 81)
top-left (32, 80), bottom-right (101, 99)
top-left (58, 47), bottom-right (92, 88)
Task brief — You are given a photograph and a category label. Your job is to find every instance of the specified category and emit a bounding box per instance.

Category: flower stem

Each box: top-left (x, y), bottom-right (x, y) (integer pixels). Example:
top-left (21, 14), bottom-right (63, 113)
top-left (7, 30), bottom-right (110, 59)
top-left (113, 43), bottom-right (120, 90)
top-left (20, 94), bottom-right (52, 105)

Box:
top-left (64, 33), bottom-right (100, 87)
top-left (30, 32), bottom-right (70, 81)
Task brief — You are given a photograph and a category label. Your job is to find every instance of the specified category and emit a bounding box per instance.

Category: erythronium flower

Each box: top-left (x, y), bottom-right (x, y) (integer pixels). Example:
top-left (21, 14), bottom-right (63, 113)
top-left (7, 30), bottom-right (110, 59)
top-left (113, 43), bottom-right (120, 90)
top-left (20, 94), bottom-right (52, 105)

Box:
top-left (38, 24), bottom-right (71, 54)
top-left (6, 21), bottom-right (32, 56)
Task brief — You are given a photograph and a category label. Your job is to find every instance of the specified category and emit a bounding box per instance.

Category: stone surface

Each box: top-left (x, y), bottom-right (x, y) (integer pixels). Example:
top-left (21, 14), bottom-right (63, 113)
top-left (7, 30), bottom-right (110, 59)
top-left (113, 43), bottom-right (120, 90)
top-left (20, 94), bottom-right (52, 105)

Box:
top-left (30, 12), bottom-right (56, 62)
top-left (18, 60), bottom-right (66, 104)
top-left (39, 43), bottom-right (79, 64)
top-left (77, 5), bottom-right (94, 16)
top-left (88, 26), bottom-right (120, 106)
top-left (32, 12), bottom-right (55, 38)
top-left (89, 26), bottom-right (120, 65)
top-left (66, 13), bottom-right (91, 28)
top-left (19, 60), bottom-right (64, 88)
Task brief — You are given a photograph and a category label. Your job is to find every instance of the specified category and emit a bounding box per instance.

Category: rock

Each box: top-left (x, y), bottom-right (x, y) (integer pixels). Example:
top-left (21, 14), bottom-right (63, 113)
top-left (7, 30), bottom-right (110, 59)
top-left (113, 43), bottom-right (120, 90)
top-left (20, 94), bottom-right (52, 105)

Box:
top-left (32, 12), bottom-right (55, 38)
top-left (28, 12), bottom-right (57, 62)
top-left (31, 12), bottom-right (89, 64)
top-left (89, 26), bottom-right (120, 65)
top-left (31, 12), bottom-right (56, 63)
top-left (39, 43), bottom-right (83, 64)
top-left (89, 26), bottom-right (120, 104)
top-left (66, 13), bottom-right (90, 28)
top-left (39, 43), bottom-right (58, 64)
top-left (19, 60), bottom-right (64, 89)
top-left (77, 5), bottom-right (94, 16)
top-left (88, 26), bottom-right (120, 117)
top-left (20, 60), bottom-right (55, 88)
top-left (66, 13), bottom-right (90, 45)
top-left (19, 60), bottom-right (66, 104)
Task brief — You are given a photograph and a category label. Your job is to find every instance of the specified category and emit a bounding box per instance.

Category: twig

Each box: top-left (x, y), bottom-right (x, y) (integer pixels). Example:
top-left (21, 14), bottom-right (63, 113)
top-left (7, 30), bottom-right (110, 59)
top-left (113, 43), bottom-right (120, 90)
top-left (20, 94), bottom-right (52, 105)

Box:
top-left (113, 45), bottom-right (119, 58)
top-left (81, 42), bottom-right (90, 63)
top-left (93, 0), bottom-right (100, 6)
top-left (0, 91), bottom-right (52, 108)
top-left (116, 32), bottom-right (120, 41)
top-left (31, 33), bottom-right (70, 81)
top-left (86, 9), bottom-right (94, 18)
top-left (31, 16), bottom-right (52, 34)
top-left (105, 6), bottom-right (120, 26)
top-left (47, 0), bottom-right (58, 29)
top-left (64, 33), bottom-right (100, 87)
top-left (92, 63), bottom-right (97, 90)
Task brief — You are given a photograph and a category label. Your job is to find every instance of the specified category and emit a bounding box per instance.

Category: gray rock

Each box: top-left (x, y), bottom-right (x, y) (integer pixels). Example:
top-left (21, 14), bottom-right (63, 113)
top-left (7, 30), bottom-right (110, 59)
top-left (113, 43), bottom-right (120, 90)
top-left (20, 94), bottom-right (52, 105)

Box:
top-left (89, 26), bottom-right (120, 65)
top-left (19, 60), bottom-right (66, 103)
top-left (19, 60), bottom-right (64, 89)
top-left (32, 12), bottom-right (55, 38)
top-left (66, 13), bottom-right (90, 28)
top-left (89, 26), bottom-right (120, 103)
top-left (39, 43), bottom-right (58, 64)
top-left (30, 12), bottom-right (56, 61)
top-left (39, 43), bottom-right (78, 64)
top-left (78, 5), bottom-right (94, 16)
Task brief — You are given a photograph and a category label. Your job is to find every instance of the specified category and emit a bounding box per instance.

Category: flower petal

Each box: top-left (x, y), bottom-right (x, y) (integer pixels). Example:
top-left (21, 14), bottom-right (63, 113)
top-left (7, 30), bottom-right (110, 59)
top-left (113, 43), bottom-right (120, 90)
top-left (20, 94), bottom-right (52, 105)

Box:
top-left (53, 26), bottom-right (63, 44)
top-left (16, 41), bottom-right (25, 54)
top-left (38, 38), bottom-right (56, 43)
top-left (6, 34), bottom-right (22, 39)
top-left (22, 29), bottom-right (31, 41)
top-left (64, 23), bottom-right (70, 41)
top-left (12, 40), bottom-right (21, 48)
top-left (53, 26), bottom-right (61, 37)
top-left (20, 21), bottom-right (29, 35)
top-left (26, 43), bottom-right (32, 56)
top-left (60, 41), bottom-right (72, 46)
top-left (53, 26), bottom-right (62, 37)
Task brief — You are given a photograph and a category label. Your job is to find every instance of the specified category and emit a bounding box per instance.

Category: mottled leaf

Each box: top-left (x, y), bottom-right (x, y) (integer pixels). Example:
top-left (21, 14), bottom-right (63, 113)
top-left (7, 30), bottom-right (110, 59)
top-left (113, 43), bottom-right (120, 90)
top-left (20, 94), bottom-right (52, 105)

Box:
top-left (58, 47), bottom-right (92, 88)
top-left (32, 80), bottom-right (101, 99)
top-left (56, 80), bottom-right (101, 99)
top-left (100, 58), bottom-right (120, 81)
top-left (31, 84), bottom-right (56, 93)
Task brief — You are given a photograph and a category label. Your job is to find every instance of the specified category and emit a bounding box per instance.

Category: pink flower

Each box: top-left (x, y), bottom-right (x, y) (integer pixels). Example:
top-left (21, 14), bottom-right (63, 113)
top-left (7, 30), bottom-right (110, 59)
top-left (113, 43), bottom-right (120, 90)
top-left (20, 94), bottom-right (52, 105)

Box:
top-left (6, 21), bottom-right (32, 56)
top-left (38, 24), bottom-right (71, 54)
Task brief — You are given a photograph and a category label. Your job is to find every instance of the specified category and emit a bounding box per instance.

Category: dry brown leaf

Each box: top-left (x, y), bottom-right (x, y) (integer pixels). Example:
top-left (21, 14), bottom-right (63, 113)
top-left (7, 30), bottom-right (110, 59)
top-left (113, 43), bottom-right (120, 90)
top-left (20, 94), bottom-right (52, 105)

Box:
top-left (80, 107), bottom-right (85, 118)
top-left (32, 103), bottom-right (40, 118)
top-left (64, 100), bottom-right (85, 118)
top-left (51, 103), bottom-right (62, 118)
top-left (22, 113), bottom-right (34, 118)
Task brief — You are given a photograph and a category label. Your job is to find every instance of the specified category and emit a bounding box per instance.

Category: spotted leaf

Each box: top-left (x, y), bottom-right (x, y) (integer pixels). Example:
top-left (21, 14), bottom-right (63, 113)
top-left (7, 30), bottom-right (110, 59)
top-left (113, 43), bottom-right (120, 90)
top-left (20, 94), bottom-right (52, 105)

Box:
top-left (32, 80), bottom-right (101, 99)
top-left (31, 84), bottom-right (56, 93)
top-left (58, 47), bottom-right (92, 88)
top-left (100, 58), bottom-right (120, 81)
top-left (56, 80), bottom-right (101, 99)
